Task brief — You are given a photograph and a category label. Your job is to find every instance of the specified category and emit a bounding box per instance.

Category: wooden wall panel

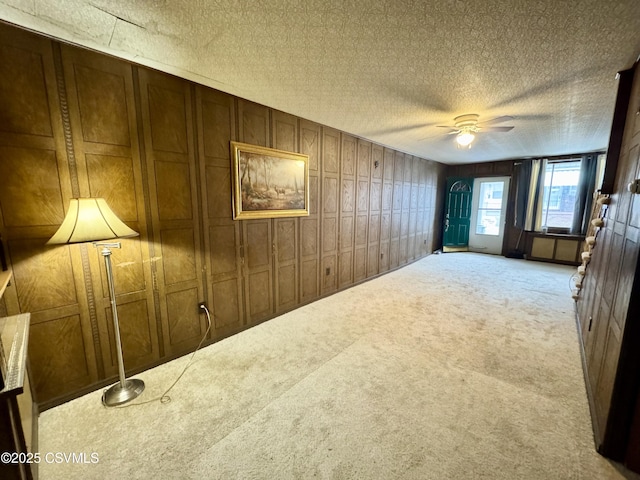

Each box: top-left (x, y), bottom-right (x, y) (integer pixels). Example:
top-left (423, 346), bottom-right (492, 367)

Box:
top-left (390, 152), bottom-right (404, 268)
top-left (137, 66), bottom-right (203, 357)
top-left (161, 229), bottom-right (197, 285)
top-left (239, 100), bottom-right (269, 148)
top-left (70, 51), bottom-right (158, 380)
top-left (417, 162), bottom-right (428, 256)
top-left (74, 68), bottom-right (130, 147)
top-left (211, 278), bottom-right (242, 329)
top-left (0, 26), bottom-right (100, 404)
top-left (238, 101), bottom-right (274, 324)
top-left (354, 139), bottom-right (371, 282)
top-left (430, 180), bottom-right (440, 251)
top-left (99, 239), bottom-right (146, 299)
top-left (603, 231), bottom-right (624, 306)
top-left (379, 148), bottom-right (394, 273)
top-left (64, 47), bottom-right (160, 379)
top-left (595, 312), bottom-right (623, 434)
top-left (29, 314), bottom-right (91, 398)
top-left (209, 224), bottom-right (238, 279)
top-left (589, 297), bottom-right (611, 387)
top-left (367, 144), bottom-right (383, 277)
top-left (321, 128), bottom-right (340, 294)
top-left (0, 46), bottom-right (52, 138)
top-left (272, 111), bottom-right (299, 313)
top-left (165, 289), bottom-right (200, 346)
top-left (196, 87), bottom-right (243, 336)
top-left (0, 148), bottom-right (64, 227)
top-left (85, 153), bottom-right (137, 218)
top-left (273, 110), bottom-right (297, 151)
top-left (409, 157), bottom-right (420, 261)
top-left (106, 298), bottom-right (153, 362)
top-left (435, 164), bottom-right (447, 251)
top-left (300, 120), bottom-right (321, 303)
top-left (274, 218), bottom-right (298, 310)
top-left (399, 154), bottom-right (412, 265)
top-left (244, 219), bottom-right (273, 321)
top-left (243, 217), bottom-right (273, 322)
top-left (339, 135), bottom-right (357, 288)
top-left (581, 280), bottom-right (601, 357)
top-left (426, 165), bottom-right (436, 253)
top-left (610, 249), bottom-right (631, 328)
top-left (10, 240), bottom-right (76, 312)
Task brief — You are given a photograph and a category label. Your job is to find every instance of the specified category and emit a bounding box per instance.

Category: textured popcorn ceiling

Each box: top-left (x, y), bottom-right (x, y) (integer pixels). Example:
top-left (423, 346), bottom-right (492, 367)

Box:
top-left (1, 0), bottom-right (639, 164)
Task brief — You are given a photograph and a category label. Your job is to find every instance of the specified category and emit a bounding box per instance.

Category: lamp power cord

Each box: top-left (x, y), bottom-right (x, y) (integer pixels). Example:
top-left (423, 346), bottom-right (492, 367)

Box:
top-left (108, 304), bottom-right (212, 408)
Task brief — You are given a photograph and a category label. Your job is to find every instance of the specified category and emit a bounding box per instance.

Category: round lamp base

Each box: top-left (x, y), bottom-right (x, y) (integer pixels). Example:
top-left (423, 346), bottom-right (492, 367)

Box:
top-left (102, 378), bottom-right (145, 407)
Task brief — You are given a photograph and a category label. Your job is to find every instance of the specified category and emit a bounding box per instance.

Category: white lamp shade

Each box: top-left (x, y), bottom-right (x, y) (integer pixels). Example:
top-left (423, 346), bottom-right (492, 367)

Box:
top-left (47, 198), bottom-right (139, 245)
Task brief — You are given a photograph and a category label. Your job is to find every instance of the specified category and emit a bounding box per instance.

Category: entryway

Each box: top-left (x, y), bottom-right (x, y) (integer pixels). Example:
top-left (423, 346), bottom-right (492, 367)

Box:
top-left (468, 176), bottom-right (510, 255)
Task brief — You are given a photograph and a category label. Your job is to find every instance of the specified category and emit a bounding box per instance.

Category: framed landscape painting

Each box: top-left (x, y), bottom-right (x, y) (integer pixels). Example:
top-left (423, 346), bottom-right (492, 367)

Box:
top-left (230, 141), bottom-right (310, 220)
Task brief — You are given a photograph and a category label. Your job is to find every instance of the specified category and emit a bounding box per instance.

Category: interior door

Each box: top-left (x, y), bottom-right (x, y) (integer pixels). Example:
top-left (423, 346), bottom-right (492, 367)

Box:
top-left (442, 177), bottom-right (473, 252)
top-left (468, 176), bottom-right (510, 255)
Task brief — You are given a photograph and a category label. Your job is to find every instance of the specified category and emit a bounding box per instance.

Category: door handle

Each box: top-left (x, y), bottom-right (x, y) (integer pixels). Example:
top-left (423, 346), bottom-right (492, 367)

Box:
top-left (444, 218), bottom-right (450, 232)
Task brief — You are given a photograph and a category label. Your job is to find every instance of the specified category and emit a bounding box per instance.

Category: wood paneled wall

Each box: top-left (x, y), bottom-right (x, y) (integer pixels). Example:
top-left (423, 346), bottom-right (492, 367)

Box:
top-left (576, 62), bottom-right (640, 471)
top-left (0, 23), bottom-right (446, 408)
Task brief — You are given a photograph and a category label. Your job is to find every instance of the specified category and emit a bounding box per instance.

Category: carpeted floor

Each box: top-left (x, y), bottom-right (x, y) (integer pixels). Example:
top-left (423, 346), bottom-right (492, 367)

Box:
top-left (38, 253), bottom-right (640, 479)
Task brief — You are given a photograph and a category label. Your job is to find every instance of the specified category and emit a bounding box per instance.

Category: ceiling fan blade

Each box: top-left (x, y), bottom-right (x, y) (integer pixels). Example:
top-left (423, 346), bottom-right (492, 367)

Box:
top-left (480, 126), bottom-right (514, 132)
top-left (364, 123), bottom-right (433, 136)
top-left (478, 116), bottom-right (514, 126)
top-left (364, 121), bottom-right (444, 136)
top-left (436, 126), bottom-right (459, 134)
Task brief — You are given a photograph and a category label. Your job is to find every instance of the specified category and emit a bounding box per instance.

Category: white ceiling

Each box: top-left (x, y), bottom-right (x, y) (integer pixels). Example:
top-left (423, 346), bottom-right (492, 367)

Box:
top-left (1, 0), bottom-right (639, 164)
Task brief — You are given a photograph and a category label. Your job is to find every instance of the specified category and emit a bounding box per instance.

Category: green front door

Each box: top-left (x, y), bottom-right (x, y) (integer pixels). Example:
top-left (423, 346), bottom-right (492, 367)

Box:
top-left (443, 177), bottom-right (473, 252)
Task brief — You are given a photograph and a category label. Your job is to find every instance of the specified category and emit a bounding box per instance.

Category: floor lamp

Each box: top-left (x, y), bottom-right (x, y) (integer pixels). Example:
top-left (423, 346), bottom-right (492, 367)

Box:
top-left (47, 198), bottom-right (145, 406)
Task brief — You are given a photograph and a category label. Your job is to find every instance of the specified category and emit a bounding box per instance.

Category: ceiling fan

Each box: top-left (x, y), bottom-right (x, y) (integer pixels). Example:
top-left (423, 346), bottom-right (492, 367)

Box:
top-left (437, 114), bottom-right (514, 148)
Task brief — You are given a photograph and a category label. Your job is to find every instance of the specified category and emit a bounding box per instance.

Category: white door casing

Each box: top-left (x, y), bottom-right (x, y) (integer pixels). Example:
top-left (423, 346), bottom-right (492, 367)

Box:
top-left (468, 176), bottom-right (510, 255)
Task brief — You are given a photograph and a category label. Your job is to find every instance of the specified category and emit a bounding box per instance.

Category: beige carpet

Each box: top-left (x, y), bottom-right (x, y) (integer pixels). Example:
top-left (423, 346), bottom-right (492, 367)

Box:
top-left (38, 253), bottom-right (639, 479)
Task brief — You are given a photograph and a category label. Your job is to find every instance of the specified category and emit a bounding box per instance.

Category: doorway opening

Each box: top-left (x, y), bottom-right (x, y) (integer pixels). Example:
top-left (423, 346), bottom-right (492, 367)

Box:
top-left (468, 176), bottom-right (510, 255)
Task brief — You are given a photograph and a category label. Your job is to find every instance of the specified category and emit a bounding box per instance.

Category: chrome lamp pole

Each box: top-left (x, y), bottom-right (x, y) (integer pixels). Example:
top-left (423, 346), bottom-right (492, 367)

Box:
top-left (97, 241), bottom-right (145, 406)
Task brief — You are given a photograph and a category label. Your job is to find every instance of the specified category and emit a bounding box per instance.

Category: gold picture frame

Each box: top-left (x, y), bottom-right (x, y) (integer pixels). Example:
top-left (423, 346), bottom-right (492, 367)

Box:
top-left (231, 141), bottom-right (310, 220)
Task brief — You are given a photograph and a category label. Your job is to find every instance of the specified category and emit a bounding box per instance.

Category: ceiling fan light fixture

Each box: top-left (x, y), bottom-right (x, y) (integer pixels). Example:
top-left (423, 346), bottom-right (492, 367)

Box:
top-left (456, 131), bottom-right (475, 147)
top-left (438, 114), bottom-right (513, 149)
